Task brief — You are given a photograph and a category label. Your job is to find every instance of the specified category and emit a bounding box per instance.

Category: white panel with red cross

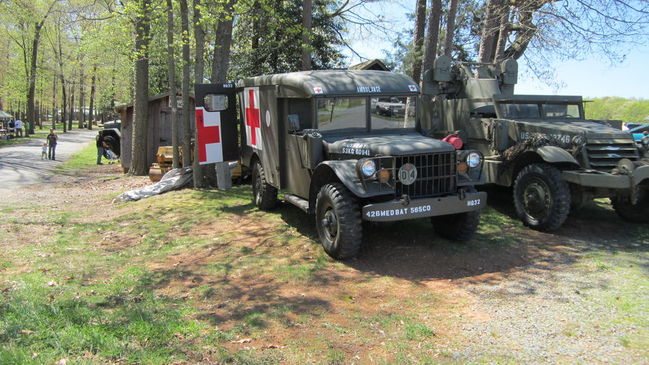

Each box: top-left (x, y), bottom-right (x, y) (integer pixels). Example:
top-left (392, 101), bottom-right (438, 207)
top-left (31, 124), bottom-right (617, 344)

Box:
top-left (243, 87), bottom-right (263, 151)
top-left (195, 107), bottom-right (223, 164)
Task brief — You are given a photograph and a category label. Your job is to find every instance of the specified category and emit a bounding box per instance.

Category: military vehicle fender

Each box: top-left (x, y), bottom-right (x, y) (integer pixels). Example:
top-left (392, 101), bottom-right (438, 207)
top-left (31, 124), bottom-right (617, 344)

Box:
top-left (535, 145), bottom-right (579, 166)
top-left (308, 160), bottom-right (377, 211)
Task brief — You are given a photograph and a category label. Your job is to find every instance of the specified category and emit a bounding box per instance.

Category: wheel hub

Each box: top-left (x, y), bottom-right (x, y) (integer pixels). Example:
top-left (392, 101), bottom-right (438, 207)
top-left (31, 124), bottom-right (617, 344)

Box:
top-left (322, 209), bottom-right (338, 239)
top-left (523, 180), bottom-right (550, 217)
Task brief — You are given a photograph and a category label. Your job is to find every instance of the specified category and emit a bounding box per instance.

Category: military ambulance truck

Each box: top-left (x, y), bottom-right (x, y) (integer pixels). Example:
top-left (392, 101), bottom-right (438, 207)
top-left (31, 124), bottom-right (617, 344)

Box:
top-left (196, 70), bottom-right (487, 259)
top-left (421, 56), bottom-right (649, 231)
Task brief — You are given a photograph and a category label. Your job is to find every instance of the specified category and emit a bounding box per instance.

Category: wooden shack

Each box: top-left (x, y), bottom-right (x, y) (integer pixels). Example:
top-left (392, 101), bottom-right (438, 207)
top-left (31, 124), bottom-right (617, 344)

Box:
top-left (116, 92), bottom-right (195, 172)
top-left (348, 59), bottom-right (390, 71)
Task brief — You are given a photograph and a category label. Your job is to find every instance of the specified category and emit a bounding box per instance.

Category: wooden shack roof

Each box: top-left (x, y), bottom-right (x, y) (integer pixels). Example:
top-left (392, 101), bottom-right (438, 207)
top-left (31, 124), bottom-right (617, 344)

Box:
top-left (114, 92), bottom-right (195, 112)
top-left (348, 59), bottom-right (390, 71)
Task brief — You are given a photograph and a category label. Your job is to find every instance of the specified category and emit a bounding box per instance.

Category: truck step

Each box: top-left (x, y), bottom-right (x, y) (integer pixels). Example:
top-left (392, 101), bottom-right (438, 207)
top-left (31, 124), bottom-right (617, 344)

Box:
top-left (284, 194), bottom-right (310, 213)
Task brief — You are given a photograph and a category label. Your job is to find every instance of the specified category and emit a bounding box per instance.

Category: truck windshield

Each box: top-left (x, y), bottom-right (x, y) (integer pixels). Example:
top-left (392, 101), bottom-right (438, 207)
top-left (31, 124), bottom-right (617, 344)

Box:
top-left (317, 97), bottom-right (367, 132)
top-left (317, 96), bottom-right (416, 132)
top-left (498, 102), bottom-right (582, 119)
top-left (371, 96), bottom-right (416, 130)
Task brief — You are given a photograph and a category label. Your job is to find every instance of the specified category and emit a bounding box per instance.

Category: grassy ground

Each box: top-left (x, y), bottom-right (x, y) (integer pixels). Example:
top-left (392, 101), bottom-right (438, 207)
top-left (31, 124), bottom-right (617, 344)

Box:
top-left (54, 142), bottom-right (103, 176)
top-left (0, 151), bottom-right (648, 364)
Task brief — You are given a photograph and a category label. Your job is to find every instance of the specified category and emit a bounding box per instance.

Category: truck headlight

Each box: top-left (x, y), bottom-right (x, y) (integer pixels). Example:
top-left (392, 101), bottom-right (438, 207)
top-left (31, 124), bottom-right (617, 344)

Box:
top-left (360, 159), bottom-right (376, 177)
top-left (466, 152), bottom-right (482, 168)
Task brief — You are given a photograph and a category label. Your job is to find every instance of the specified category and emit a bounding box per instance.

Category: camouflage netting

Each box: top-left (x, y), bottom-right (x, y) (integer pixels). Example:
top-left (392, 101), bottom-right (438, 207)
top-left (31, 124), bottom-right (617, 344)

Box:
top-left (501, 133), bottom-right (586, 169)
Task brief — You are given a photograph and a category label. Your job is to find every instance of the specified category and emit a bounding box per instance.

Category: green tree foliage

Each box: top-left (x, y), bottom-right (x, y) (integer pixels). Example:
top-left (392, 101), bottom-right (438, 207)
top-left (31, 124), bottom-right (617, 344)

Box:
top-left (382, 0), bottom-right (479, 76)
top-left (229, 0), bottom-right (345, 78)
top-left (584, 97), bottom-right (649, 123)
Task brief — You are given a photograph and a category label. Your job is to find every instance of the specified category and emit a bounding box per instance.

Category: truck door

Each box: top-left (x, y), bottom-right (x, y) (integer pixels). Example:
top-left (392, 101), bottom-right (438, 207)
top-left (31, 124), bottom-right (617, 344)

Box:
top-left (194, 83), bottom-right (239, 163)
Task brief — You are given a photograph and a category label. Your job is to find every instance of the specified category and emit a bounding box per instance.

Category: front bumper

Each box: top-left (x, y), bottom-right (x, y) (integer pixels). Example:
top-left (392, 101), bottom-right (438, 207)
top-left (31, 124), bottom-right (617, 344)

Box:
top-left (362, 191), bottom-right (487, 222)
top-left (562, 165), bottom-right (649, 189)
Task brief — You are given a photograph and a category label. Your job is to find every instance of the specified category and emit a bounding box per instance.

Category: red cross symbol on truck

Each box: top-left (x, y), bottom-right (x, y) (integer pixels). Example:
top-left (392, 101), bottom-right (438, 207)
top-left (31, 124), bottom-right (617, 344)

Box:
top-left (195, 108), bottom-right (221, 164)
top-left (245, 88), bottom-right (261, 148)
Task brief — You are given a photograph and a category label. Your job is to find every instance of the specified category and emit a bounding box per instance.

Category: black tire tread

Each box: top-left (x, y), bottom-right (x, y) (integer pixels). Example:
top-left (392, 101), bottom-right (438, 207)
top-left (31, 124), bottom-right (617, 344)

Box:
top-left (611, 192), bottom-right (649, 223)
top-left (253, 161), bottom-right (278, 211)
top-left (513, 163), bottom-right (570, 232)
top-left (316, 183), bottom-right (362, 259)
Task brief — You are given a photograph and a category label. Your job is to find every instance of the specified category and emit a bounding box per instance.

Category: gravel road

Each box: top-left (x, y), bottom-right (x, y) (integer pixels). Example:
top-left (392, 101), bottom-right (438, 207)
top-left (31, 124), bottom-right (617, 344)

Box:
top-left (0, 128), bottom-right (97, 192)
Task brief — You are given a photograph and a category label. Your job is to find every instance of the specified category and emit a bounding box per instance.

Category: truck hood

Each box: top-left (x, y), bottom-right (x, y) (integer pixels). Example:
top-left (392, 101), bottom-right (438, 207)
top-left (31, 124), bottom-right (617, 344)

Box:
top-left (506, 119), bottom-right (633, 141)
top-left (324, 133), bottom-right (455, 157)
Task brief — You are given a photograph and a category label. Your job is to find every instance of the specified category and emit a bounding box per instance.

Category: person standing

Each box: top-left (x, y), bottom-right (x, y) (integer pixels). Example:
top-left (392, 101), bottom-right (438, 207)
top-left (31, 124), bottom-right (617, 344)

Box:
top-left (47, 129), bottom-right (58, 160)
top-left (15, 119), bottom-right (23, 137)
top-left (8, 120), bottom-right (14, 137)
top-left (96, 132), bottom-right (104, 165)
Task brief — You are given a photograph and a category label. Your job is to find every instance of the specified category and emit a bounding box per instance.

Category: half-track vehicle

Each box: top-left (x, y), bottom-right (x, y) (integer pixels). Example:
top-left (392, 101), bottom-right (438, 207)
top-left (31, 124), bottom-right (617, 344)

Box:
top-left (198, 70), bottom-right (487, 259)
top-left (421, 55), bottom-right (649, 231)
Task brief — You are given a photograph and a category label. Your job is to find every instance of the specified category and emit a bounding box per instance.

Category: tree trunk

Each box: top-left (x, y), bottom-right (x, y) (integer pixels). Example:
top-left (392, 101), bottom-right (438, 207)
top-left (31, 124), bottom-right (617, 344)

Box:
top-left (211, 0), bottom-right (235, 83)
top-left (423, 0), bottom-right (442, 72)
top-left (88, 65), bottom-right (96, 130)
top-left (52, 75), bottom-right (56, 130)
top-left (180, 0), bottom-right (193, 175)
top-left (166, 0), bottom-right (180, 169)
top-left (478, 0), bottom-right (502, 63)
top-left (59, 75), bottom-right (67, 133)
top-left (193, 0), bottom-right (205, 84)
top-left (411, 0), bottom-right (426, 84)
top-left (69, 82), bottom-right (75, 131)
top-left (444, 0), bottom-right (459, 56)
top-left (194, 0), bottom-right (216, 186)
top-left (493, 8), bottom-right (509, 62)
top-left (503, 6), bottom-right (540, 60)
top-left (78, 65), bottom-right (85, 129)
top-left (27, 20), bottom-right (46, 135)
top-left (129, 0), bottom-right (151, 176)
top-left (110, 66), bottom-right (116, 114)
top-left (301, 0), bottom-right (313, 70)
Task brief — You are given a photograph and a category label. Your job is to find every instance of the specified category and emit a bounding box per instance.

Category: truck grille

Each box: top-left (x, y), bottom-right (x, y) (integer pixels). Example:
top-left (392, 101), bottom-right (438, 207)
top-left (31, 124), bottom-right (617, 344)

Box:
top-left (585, 141), bottom-right (639, 172)
top-left (395, 153), bottom-right (456, 198)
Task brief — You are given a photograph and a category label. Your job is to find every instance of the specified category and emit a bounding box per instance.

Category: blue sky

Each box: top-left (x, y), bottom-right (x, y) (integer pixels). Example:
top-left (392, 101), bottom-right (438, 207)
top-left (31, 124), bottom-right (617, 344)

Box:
top-left (344, 1), bottom-right (649, 99)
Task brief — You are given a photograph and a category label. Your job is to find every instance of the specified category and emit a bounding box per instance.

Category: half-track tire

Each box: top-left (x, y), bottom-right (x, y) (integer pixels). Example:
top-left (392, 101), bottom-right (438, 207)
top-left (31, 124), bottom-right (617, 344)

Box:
top-left (252, 160), bottom-right (277, 211)
top-left (431, 209), bottom-right (481, 241)
top-left (513, 163), bottom-right (570, 232)
top-left (315, 183), bottom-right (362, 259)
top-left (611, 190), bottom-right (649, 223)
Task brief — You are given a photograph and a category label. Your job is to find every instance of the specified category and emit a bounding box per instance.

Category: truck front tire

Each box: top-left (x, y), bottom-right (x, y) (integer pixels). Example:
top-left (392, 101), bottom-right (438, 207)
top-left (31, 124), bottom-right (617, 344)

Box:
top-left (513, 163), bottom-right (570, 231)
top-left (315, 183), bottom-right (362, 259)
top-left (611, 190), bottom-right (649, 223)
top-left (252, 161), bottom-right (277, 210)
top-left (432, 210), bottom-right (480, 241)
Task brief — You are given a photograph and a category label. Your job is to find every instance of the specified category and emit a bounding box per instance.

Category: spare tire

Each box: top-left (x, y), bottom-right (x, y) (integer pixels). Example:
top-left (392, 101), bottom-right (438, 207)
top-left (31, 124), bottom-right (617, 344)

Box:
top-left (101, 134), bottom-right (120, 157)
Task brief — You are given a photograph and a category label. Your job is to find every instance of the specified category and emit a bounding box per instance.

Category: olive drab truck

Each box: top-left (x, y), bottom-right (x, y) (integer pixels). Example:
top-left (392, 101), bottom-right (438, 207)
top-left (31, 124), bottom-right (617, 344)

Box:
top-left (196, 70), bottom-right (487, 259)
top-left (420, 55), bottom-right (649, 231)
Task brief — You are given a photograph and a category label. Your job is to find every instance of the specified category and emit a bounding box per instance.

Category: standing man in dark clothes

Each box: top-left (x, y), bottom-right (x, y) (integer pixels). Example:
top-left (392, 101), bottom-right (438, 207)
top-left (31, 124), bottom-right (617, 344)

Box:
top-left (47, 129), bottom-right (58, 160)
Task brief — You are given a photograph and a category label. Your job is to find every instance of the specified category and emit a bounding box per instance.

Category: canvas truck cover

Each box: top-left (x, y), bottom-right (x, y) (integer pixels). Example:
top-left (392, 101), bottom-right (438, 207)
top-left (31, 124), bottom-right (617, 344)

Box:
top-left (236, 70), bottom-right (420, 98)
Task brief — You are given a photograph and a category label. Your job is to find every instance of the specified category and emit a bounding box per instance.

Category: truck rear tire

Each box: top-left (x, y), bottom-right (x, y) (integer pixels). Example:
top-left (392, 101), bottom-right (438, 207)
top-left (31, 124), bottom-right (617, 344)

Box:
top-left (513, 163), bottom-right (570, 231)
top-left (611, 191), bottom-right (649, 223)
top-left (432, 210), bottom-right (480, 241)
top-left (315, 183), bottom-right (362, 259)
top-left (252, 161), bottom-right (277, 210)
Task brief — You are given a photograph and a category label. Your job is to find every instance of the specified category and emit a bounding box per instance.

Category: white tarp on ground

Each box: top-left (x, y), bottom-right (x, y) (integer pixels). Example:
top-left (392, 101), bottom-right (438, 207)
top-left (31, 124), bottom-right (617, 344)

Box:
top-left (113, 167), bottom-right (193, 202)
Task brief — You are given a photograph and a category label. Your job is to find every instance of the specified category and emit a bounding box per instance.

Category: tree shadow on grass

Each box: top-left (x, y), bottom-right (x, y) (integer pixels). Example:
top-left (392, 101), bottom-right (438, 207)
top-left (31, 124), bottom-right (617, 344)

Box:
top-left (132, 263), bottom-right (331, 332)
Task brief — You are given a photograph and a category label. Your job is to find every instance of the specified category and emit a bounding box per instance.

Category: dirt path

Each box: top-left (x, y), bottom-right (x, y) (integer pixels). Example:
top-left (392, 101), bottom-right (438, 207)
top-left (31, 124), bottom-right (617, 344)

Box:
top-left (0, 128), bottom-right (96, 192)
top-left (0, 168), bottom-right (646, 364)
